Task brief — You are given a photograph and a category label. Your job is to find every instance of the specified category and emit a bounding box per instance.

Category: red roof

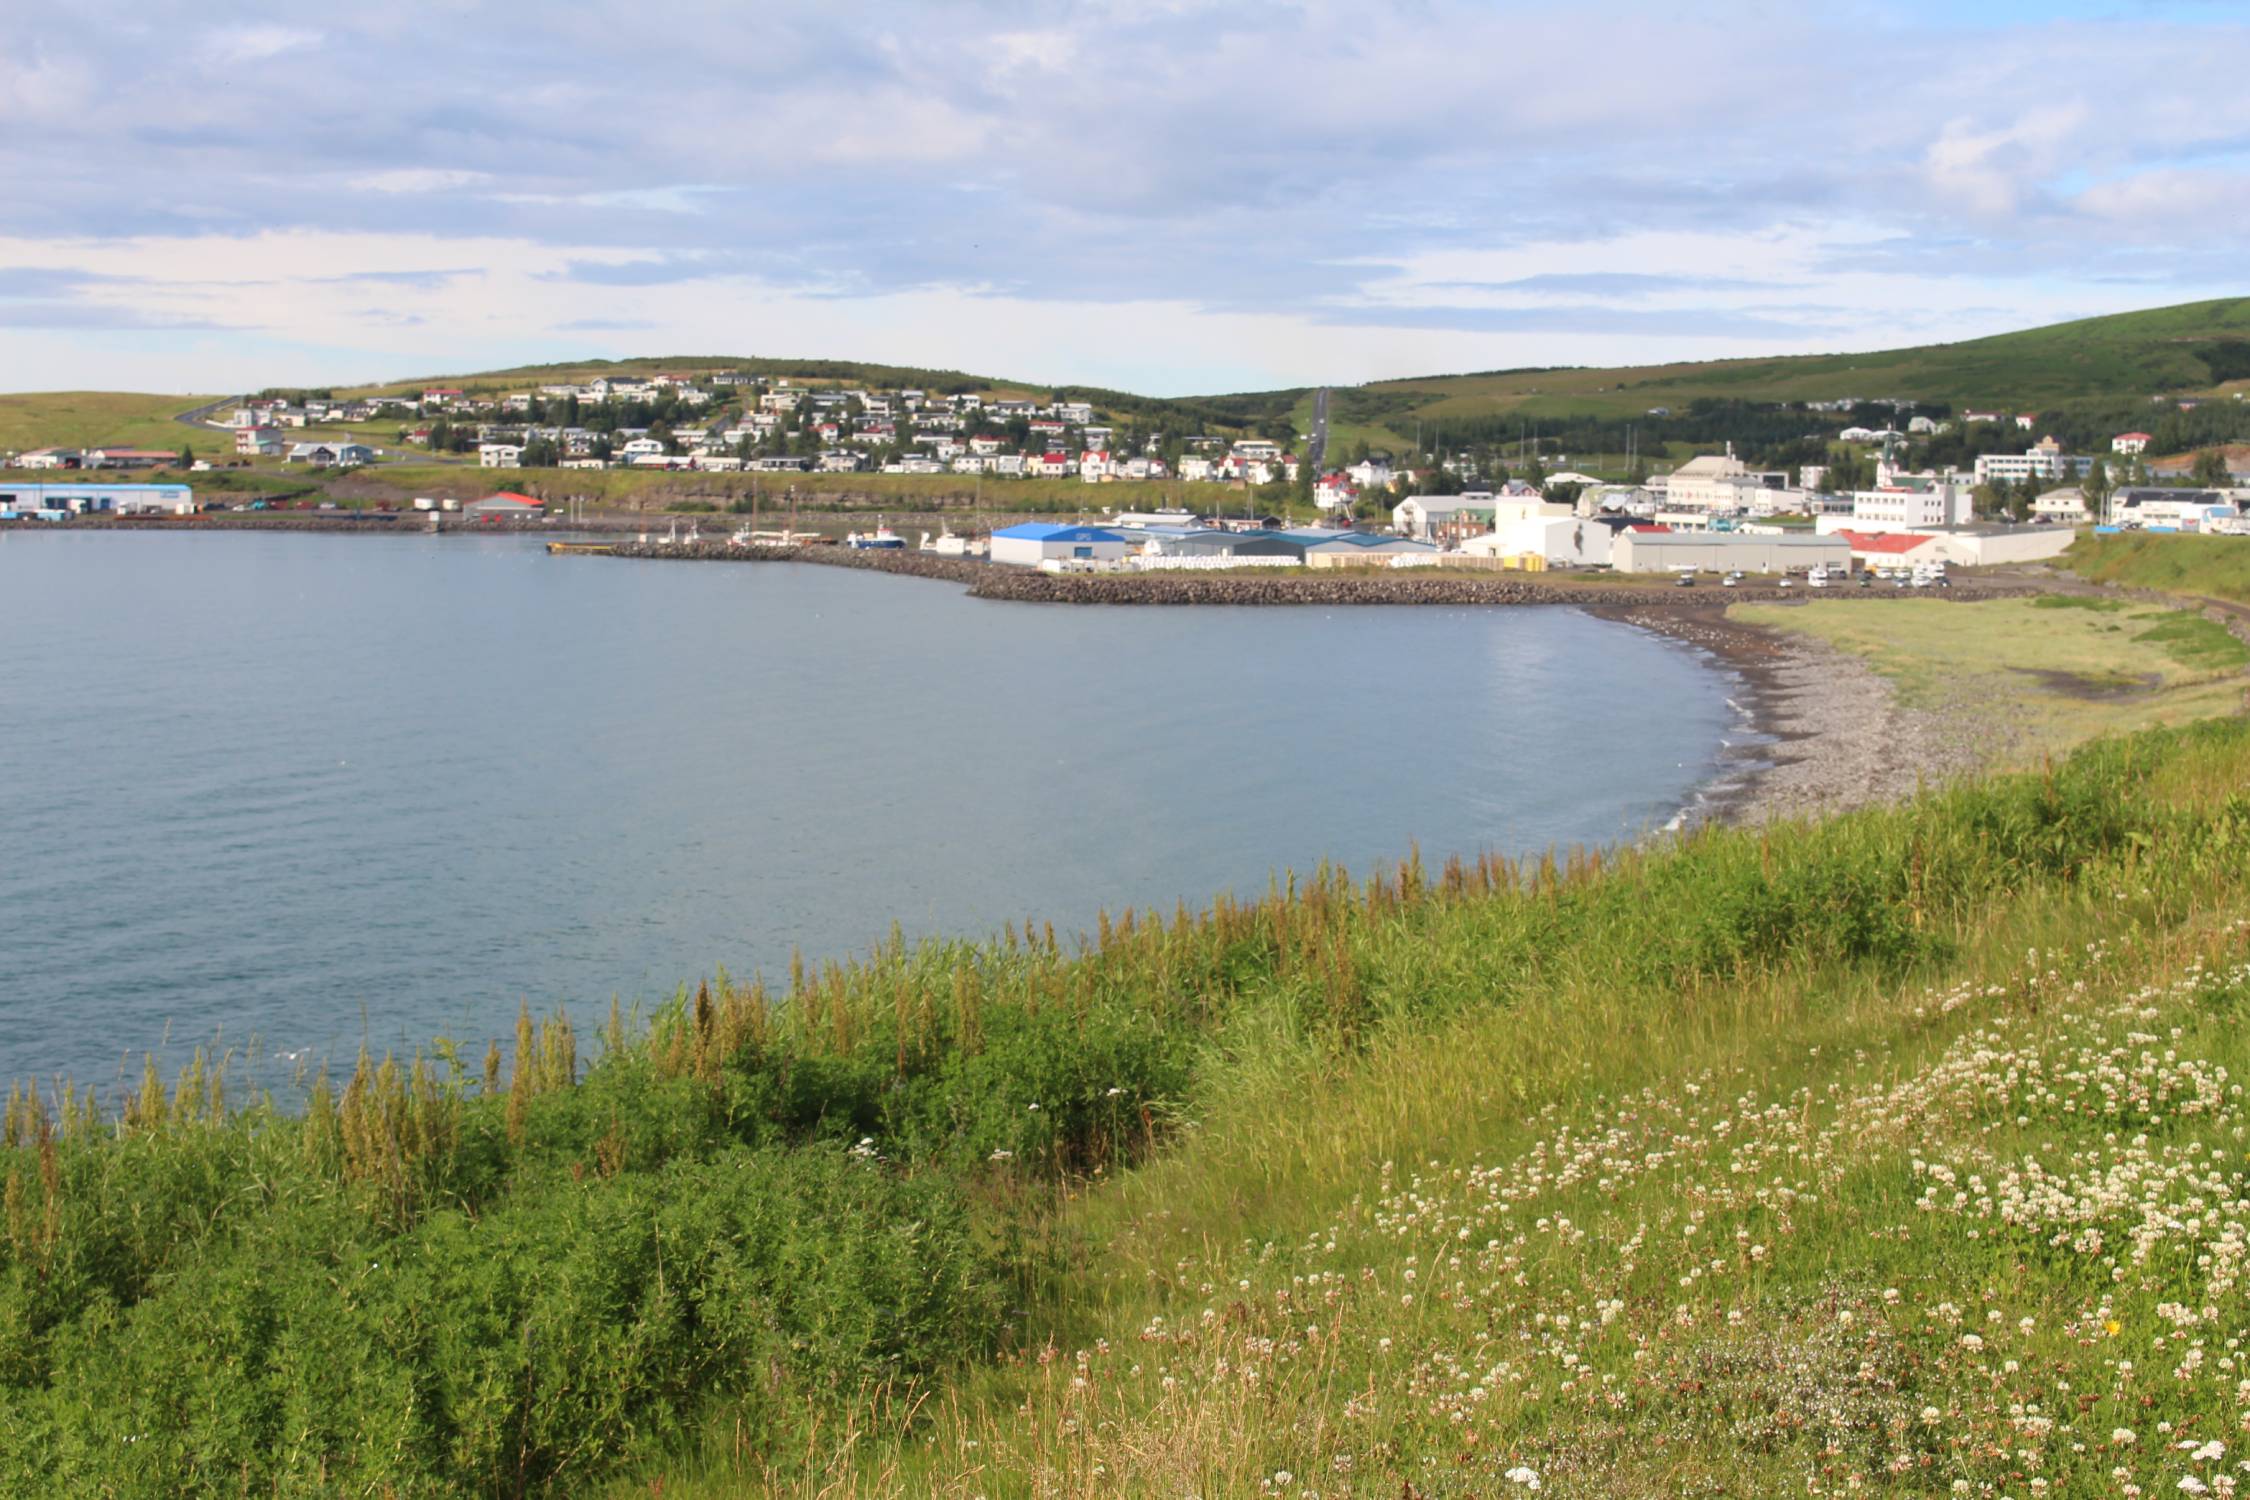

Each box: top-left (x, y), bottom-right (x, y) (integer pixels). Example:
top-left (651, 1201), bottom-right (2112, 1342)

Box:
top-left (1837, 530), bottom-right (1931, 554)
top-left (2116, 432), bottom-right (2152, 441)
top-left (483, 491), bottom-right (545, 507)
top-left (1629, 524), bottom-right (1670, 533)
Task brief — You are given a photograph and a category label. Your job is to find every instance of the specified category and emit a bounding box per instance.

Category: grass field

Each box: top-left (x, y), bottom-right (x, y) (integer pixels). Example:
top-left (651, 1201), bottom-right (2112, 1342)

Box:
top-left (1734, 595), bottom-right (2248, 762)
top-left (0, 392), bottom-right (218, 455)
top-left (2064, 530), bottom-right (2250, 607)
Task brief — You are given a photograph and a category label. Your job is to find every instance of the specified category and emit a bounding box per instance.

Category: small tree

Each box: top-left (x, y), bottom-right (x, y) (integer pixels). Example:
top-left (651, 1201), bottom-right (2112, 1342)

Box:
top-left (2192, 448), bottom-right (2232, 488)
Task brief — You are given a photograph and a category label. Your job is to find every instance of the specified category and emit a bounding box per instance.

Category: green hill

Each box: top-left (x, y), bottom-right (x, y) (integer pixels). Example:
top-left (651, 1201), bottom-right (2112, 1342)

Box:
top-left (0, 391), bottom-right (220, 455)
top-left (1309, 296), bottom-right (2250, 432)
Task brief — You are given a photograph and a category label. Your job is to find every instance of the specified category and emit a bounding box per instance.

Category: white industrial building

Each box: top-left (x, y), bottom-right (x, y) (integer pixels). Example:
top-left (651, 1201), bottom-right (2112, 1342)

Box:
top-left (1811, 480), bottom-right (1974, 534)
top-left (1974, 441), bottom-right (2092, 485)
top-left (989, 522), bottom-right (1130, 567)
top-left (1610, 529), bottom-right (1850, 574)
top-left (1457, 516), bottom-right (1614, 568)
top-left (2111, 488), bottom-right (2242, 531)
top-left (0, 481), bottom-right (195, 516)
top-left (1900, 525), bottom-right (2078, 567)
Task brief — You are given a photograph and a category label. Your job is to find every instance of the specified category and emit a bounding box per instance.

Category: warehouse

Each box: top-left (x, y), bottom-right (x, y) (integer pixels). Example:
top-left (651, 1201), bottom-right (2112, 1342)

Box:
top-left (459, 491), bottom-right (546, 522)
top-left (989, 522), bottom-right (1129, 567)
top-left (1295, 531), bottom-right (1439, 566)
top-left (1139, 527), bottom-right (1303, 560)
top-left (1610, 529), bottom-right (1850, 574)
top-left (1458, 516), bottom-right (1613, 568)
top-left (0, 481), bottom-right (195, 517)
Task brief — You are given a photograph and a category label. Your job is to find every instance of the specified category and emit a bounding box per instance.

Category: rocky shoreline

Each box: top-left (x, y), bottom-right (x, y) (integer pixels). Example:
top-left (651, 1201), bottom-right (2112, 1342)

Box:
top-left (1595, 602), bottom-right (1993, 827)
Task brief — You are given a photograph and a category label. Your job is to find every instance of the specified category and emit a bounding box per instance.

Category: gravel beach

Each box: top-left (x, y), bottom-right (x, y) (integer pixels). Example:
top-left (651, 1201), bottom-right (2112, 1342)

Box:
top-left (1597, 602), bottom-right (1989, 827)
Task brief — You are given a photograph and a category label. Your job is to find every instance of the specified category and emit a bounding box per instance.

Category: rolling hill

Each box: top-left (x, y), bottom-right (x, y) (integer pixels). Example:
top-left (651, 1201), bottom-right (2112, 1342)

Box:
top-left (7, 298), bottom-right (2250, 466)
top-left (1308, 296), bottom-right (2250, 436)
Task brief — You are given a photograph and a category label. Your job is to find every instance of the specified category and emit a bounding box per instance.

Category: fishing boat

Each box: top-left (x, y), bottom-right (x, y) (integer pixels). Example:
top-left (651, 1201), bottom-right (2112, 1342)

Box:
top-left (921, 524), bottom-right (974, 557)
top-left (846, 518), bottom-right (905, 550)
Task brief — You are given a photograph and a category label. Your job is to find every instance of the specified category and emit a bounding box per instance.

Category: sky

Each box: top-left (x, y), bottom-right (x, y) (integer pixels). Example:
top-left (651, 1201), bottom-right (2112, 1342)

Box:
top-left (3, 0), bottom-right (2248, 396)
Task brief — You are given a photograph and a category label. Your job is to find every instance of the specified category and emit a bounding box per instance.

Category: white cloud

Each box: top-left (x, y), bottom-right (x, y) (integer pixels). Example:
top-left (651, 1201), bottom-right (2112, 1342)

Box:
top-left (198, 24), bottom-right (322, 66)
top-left (1922, 105), bottom-right (2089, 219)
top-left (352, 169), bottom-right (494, 195)
top-left (2, 3), bottom-right (2248, 391)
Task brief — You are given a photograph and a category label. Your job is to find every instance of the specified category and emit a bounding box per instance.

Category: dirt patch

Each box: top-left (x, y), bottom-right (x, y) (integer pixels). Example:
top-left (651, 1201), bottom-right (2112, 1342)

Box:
top-left (2014, 667), bottom-right (2165, 701)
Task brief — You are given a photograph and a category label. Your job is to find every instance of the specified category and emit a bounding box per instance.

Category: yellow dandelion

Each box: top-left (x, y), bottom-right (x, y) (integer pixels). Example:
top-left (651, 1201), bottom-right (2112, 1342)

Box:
top-left (2104, 1319), bottom-right (2121, 1337)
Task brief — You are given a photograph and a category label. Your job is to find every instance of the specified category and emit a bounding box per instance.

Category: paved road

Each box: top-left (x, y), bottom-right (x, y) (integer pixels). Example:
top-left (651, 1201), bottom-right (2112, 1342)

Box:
top-left (174, 397), bottom-right (235, 429)
top-left (1307, 387), bottom-right (1329, 472)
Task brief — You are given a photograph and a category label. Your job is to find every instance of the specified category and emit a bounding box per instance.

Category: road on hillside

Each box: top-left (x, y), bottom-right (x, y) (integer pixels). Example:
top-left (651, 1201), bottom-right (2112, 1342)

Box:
top-left (1308, 387), bottom-right (1329, 472)
top-left (174, 397), bottom-right (235, 429)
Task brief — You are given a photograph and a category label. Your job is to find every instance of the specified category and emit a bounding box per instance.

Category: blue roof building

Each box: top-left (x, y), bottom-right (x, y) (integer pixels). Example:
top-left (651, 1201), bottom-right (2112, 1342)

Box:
top-left (989, 522), bottom-right (1130, 567)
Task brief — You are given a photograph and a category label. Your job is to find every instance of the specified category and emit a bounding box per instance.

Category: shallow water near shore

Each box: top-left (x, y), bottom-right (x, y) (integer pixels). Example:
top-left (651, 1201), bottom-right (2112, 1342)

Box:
top-left (0, 530), bottom-right (1736, 1089)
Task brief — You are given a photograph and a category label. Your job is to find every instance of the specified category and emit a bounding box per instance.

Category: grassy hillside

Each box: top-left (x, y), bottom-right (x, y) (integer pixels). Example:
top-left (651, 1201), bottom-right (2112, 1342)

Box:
top-left (10, 713), bottom-right (2250, 1496)
top-left (0, 392), bottom-right (217, 455)
top-left (1317, 296), bottom-right (2250, 429)
top-left (2064, 531), bottom-right (2250, 607)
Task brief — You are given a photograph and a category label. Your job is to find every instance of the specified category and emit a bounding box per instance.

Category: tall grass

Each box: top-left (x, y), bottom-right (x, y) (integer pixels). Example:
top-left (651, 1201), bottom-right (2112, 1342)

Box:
top-left (7, 721), bottom-right (2250, 1495)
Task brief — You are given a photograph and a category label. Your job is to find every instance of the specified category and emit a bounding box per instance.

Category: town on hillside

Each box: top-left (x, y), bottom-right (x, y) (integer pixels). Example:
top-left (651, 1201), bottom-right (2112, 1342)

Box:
top-left (6, 372), bottom-right (2249, 575)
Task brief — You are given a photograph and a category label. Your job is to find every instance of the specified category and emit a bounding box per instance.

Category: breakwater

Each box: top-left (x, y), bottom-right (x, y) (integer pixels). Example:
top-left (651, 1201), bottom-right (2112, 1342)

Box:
top-left (0, 512), bottom-right (413, 533)
top-left (588, 540), bottom-right (2040, 608)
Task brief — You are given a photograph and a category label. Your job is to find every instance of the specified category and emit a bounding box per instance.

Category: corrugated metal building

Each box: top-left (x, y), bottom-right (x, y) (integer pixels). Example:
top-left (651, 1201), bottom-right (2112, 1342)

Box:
top-left (1610, 530), bottom-right (1850, 574)
top-left (990, 522), bottom-right (1129, 567)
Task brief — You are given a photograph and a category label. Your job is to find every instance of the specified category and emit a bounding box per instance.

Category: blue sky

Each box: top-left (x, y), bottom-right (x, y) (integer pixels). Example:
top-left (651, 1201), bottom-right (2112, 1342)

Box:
top-left (2, 1), bottom-right (2247, 395)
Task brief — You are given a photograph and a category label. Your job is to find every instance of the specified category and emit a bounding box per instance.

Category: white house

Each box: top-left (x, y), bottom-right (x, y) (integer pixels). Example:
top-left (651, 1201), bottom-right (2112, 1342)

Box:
top-left (1314, 473), bottom-right (1358, 511)
top-left (1661, 453), bottom-right (1786, 513)
top-left (2031, 487), bottom-right (2091, 524)
top-left (235, 427), bottom-right (284, 457)
top-left (285, 442), bottom-right (372, 467)
top-left (478, 443), bottom-right (524, 468)
top-left (1346, 458), bottom-right (1394, 491)
top-left (2111, 432), bottom-right (2152, 455)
